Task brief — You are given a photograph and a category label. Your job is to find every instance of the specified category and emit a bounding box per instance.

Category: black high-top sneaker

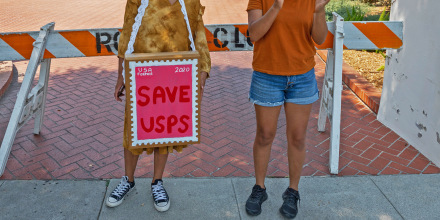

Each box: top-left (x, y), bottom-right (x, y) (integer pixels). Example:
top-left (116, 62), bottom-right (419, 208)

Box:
top-left (106, 176), bottom-right (135, 207)
top-left (151, 179), bottom-right (170, 212)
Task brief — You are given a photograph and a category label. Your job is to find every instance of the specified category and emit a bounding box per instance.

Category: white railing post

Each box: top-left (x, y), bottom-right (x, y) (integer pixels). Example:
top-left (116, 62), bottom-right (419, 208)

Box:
top-left (0, 22), bottom-right (55, 176)
top-left (317, 13), bottom-right (344, 174)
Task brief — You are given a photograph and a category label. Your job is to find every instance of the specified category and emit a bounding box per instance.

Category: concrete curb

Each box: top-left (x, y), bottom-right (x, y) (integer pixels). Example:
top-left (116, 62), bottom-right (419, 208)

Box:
top-left (316, 50), bottom-right (382, 114)
top-left (0, 61), bottom-right (13, 98)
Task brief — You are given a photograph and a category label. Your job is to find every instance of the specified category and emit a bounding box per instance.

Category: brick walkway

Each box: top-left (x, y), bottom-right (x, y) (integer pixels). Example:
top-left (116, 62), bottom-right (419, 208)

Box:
top-left (1, 0), bottom-right (439, 180)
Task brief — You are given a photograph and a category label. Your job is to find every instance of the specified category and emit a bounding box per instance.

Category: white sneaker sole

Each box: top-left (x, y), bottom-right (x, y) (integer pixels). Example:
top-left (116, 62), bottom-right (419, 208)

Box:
top-left (105, 186), bottom-right (136, 208)
top-left (154, 200), bottom-right (170, 212)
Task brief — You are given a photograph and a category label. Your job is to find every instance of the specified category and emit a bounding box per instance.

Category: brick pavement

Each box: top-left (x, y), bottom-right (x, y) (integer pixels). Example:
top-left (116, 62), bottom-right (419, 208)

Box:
top-left (1, 0), bottom-right (439, 180)
top-left (1, 53), bottom-right (439, 180)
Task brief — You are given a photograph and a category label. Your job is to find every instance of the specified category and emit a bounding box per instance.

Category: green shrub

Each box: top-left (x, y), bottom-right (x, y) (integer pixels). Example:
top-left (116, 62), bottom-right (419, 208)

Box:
top-left (378, 7), bottom-right (390, 21)
top-left (345, 6), bottom-right (366, 21)
top-left (359, 0), bottom-right (391, 6)
top-left (325, 0), bottom-right (372, 21)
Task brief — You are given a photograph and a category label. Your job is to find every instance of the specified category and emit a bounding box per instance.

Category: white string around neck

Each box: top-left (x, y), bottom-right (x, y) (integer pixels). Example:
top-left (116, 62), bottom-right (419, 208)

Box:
top-left (123, 0), bottom-right (196, 81)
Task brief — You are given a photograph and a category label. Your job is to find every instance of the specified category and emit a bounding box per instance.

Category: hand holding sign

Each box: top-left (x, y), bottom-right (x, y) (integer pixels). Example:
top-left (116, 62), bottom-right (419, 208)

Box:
top-left (115, 58), bottom-right (125, 102)
top-left (200, 71), bottom-right (208, 96)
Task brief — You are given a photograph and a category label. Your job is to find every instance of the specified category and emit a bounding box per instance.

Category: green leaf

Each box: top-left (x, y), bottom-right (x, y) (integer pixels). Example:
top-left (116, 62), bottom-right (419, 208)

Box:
top-left (379, 7), bottom-right (390, 21)
top-left (377, 65), bottom-right (385, 71)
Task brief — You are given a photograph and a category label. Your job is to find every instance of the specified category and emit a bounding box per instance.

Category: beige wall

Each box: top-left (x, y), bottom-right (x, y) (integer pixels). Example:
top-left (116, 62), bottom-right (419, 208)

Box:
top-left (378, 0), bottom-right (440, 166)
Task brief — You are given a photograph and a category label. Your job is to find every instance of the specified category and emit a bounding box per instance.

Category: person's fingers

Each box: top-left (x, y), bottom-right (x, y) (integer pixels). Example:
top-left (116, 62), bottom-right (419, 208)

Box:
top-left (200, 72), bottom-right (208, 94)
top-left (114, 84), bottom-right (123, 102)
top-left (201, 80), bottom-right (205, 90)
top-left (114, 90), bottom-right (121, 102)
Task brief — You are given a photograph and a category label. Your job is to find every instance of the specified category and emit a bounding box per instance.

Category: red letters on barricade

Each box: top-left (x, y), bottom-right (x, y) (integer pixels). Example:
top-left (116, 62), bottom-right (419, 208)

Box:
top-left (124, 52), bottom-right (201, 149)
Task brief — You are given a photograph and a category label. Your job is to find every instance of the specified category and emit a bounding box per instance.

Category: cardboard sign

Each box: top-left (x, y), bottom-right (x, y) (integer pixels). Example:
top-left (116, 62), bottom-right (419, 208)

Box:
top-left (124, 51), bottom-right (201, 149)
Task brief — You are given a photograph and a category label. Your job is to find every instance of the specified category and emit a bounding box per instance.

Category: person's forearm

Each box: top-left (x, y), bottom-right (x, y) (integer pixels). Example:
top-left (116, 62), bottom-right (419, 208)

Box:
top-left (311, 11), bottom-right (328, 45)
top-left (248, 5), bottom-right (282, 42)
top-left (118, 57), bottom-right (123, 78)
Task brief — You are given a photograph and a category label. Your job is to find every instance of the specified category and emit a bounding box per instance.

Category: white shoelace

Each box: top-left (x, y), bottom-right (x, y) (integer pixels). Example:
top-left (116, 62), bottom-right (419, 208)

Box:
top-left (111, 178), bottom-right (131, 198)
top-left (152, 182), bottom-right (167, 201)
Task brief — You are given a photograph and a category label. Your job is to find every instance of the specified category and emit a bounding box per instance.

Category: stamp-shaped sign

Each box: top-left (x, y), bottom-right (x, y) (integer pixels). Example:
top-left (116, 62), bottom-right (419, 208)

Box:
top-left (124, 51), bottom-right (201, 149)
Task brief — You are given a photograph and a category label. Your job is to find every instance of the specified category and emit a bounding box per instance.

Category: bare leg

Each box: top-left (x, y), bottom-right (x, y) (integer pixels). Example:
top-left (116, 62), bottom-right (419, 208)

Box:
top-left (284, 103), bottom-right (313, 190)
top-left (124, 148), bottom-right (140, 182)
top-left (253, 105), bottom-right (282, 188)
top-left (152, 148), bottom-right (169, 183)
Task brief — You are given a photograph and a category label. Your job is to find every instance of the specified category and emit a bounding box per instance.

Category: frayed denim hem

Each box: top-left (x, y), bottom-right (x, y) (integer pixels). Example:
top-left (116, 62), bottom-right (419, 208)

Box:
top-left (249, 97), bottom-right (284, 107)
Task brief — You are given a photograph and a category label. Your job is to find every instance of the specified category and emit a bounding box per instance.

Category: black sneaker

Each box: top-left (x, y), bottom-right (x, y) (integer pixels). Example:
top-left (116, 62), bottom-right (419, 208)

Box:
top-left (106, 176), bottom-right (135, 207)
top-left (245, 185), bottom-right (268, 216)
top-left (151, 179), bottom-right (170, 212)
top-left (279, 188), bottom-right (300, 219)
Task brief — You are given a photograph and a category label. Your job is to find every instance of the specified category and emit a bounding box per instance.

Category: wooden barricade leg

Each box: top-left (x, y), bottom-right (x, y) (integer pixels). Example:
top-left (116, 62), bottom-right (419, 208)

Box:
top-left (0, 23), bottom-right (54, 176)
top-left (33, 58), bottom-right (52, 134)
top-left (318, 50), bottom-right (335, 132)
top-left (316, 13), bottom-right (344, 174)
top-left (328, 13), bottom-right (344, 174)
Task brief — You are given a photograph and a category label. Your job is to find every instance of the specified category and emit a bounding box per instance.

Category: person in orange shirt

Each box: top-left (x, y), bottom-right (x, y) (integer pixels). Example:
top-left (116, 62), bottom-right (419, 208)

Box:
top-left (245, 0), bottom-right (330, 218)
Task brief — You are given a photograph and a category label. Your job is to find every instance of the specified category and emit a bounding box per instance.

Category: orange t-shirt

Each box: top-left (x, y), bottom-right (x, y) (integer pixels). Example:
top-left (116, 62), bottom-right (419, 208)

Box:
top-left (247, 0), bottom-right (316, 75)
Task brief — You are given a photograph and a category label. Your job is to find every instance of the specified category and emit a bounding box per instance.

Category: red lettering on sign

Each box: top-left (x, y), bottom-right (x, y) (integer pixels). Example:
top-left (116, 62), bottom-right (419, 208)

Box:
top-left (138, 86), bottom-right (150, 106)
top-left (155, 116), bottom-right (165, 133)
top-left (165, 86), bottom-right (178, 103)
top-left (140, 115), bottom-right (190, 134)
top-left (179, 85), bottom-right (191, 103)
top-left (137, 85), bottom-right (191, 105)
top-left (167, 115), bottom-right (178, 133)
top-left (140, 117), bottom-right (153, 133)
top-left (178, 115), bottom-right (190, 133)
top-left (153, 86), bottom-right (166, 104)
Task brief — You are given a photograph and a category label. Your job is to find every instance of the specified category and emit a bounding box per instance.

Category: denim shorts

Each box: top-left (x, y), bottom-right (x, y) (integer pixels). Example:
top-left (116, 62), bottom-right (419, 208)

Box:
top-left (249, 68), bottom-right (319, 106)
